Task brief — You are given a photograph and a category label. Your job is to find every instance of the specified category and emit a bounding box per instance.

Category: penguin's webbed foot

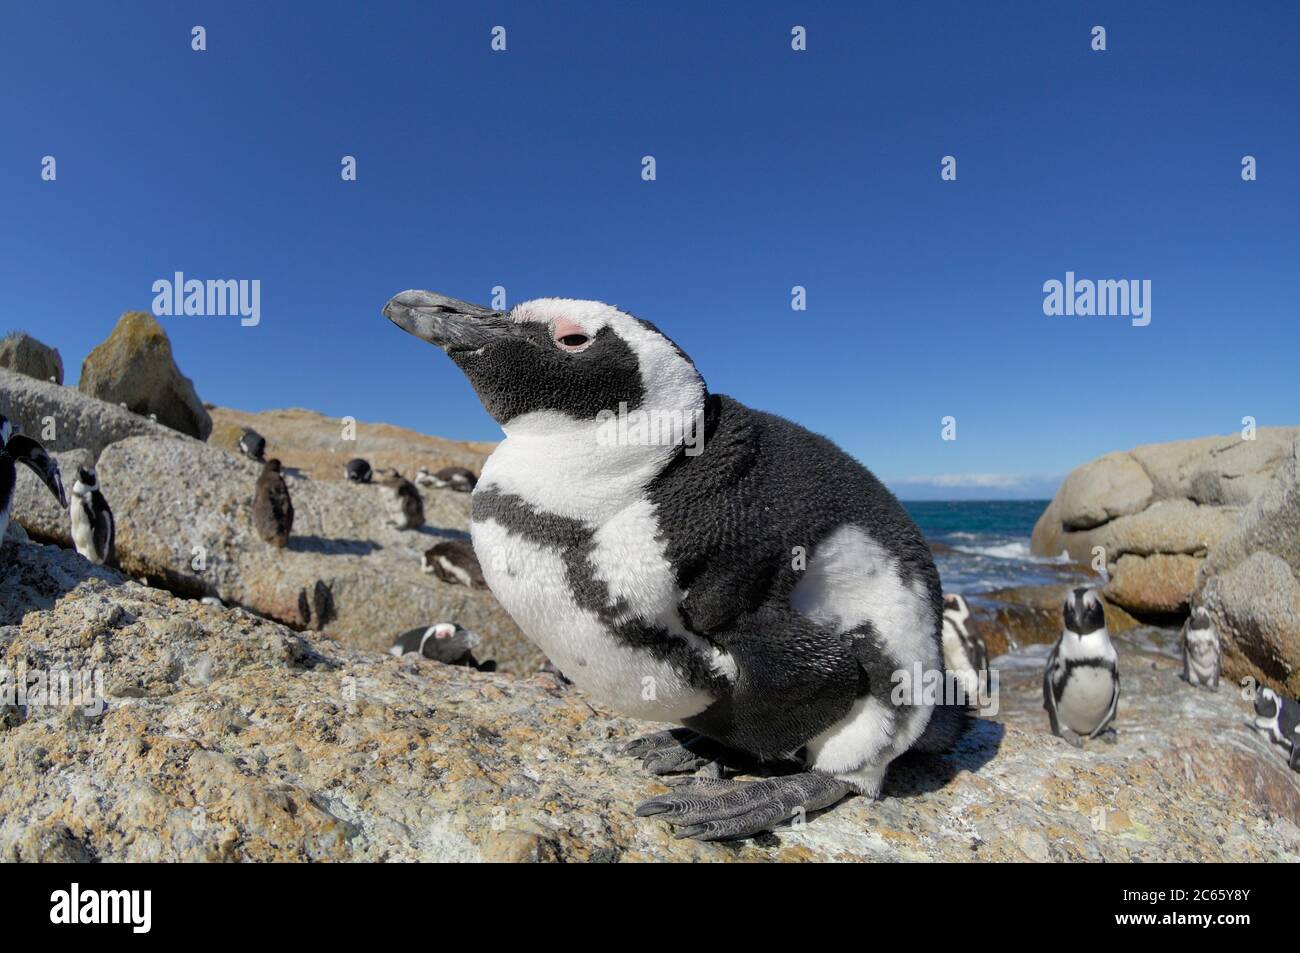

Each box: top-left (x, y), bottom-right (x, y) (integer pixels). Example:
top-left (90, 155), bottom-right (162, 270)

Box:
top-left (620, 729), bottom-right (728, 776)
top-left (635, 772), bottom-right (852, 841)
top-left (1096, 727), bottom-right (1118, 744)
top-left (1056, 728), bottom-right (1084, 748)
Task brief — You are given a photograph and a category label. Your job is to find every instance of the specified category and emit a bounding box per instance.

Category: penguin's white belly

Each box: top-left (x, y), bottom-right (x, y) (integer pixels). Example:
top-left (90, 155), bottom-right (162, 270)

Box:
top-left (471, 498), bottom-right (720, 722)
top-left (70, 500), bottom-right (98, 562)
top-left (1058, 668), bottom-right (1114, 734)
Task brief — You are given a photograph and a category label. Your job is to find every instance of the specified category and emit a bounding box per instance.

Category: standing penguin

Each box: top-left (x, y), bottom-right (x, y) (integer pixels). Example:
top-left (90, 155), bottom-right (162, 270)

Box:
top-left (1043, 588), bottom-right (1119, 747)
top-left (389, 622), bottom-right (495, 671)
top-left (69, 466), bottom-right (115, 566)
top-left (941, 593), bottom-right (989, 700)
top-left (253, 458), bottom-right (293, 547)
top-left (1180, 605), bottom-right (1221, 690)
top-left (0, 415), bottom-right (67, 543)
top-left (238, 428), bottom-right (267, 461)
top-left (377, 468), bottom-right (424, 530)
top-left (344, 458), bottom-right (373, 483)
top-left (383, 290), bottom-right (964, 839)
top-left (1252, 686), bottom-right (1300, 771)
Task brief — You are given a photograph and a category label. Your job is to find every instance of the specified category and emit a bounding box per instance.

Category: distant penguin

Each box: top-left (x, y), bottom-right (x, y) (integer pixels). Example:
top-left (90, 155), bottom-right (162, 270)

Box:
top-left (422, 539), bottom-right (487, 589)
top-left (1253, 686), bottom-right (1300, 771)
top-left (416, 465), bottom-right (478, 492)
top-left (0, 415), bottom-right (67, 542)
top-left (344, 458), bottom-right (372, 484)
top-left (69, 466), bottom-right (115, 566)
top-left (389, 622), bottom-right (495, 671)
top-left (1043, 588), bottom-right (1119, 747)
top-left (941, 593), bottom-right (989, 699)
top-left (377, 468), bottom-right (423, 530)
top-left (1180, 606), bottom-right (1221, 690)
top-left (383, 290), bottom-right (964, 840)
top-left (253, 458), bottom-right (293, 547)
top-left (238, 428), bottom-right (266, 461)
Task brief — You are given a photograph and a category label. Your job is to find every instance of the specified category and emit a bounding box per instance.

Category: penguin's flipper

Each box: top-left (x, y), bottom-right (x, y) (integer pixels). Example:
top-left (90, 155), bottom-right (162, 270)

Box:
top-left (1092, 666), bottom-right (1120, 738)
top-left (635, 772), bottom-right (851, 841)
top-left (93, 498), bottom-right (114, 565)
top-left (1043, 644), bottom-right (1063, 735)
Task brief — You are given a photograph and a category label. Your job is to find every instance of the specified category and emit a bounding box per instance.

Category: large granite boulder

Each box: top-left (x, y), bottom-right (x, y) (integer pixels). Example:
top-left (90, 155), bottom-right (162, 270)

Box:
top-left (0, 368), bottom-right (173, 460)
top-left (0, 539), bottom-right (1295, 862)
top-left (14, 432), bottom-right (540, 675)
top-left (1195, 438), bottom-right (1300, 694)
top-left (78, 311), bottom-right (212, 440)
top-left (0, 332), bottom-right (63, 385)
top-left (1032, 428), bottom-right (1300, 617)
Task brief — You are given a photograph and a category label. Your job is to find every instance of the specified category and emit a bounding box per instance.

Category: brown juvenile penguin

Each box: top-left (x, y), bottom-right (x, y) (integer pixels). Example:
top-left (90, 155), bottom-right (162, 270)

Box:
top-left (378, 468), bottom-right (424, 530)
top-left (253, 458), bottom-right (293, 547)
top-left (422, 539), bottom-right (486, 589)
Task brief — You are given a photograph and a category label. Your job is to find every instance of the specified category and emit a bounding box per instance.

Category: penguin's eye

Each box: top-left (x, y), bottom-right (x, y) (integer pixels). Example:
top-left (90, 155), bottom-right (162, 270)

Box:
top-left (556, 333), bottom-right (591, 351)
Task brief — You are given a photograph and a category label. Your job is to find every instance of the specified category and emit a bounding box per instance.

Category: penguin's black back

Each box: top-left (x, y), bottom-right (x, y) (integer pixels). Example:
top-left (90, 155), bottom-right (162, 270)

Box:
top-left (648, 394), bottom-right (941, 636)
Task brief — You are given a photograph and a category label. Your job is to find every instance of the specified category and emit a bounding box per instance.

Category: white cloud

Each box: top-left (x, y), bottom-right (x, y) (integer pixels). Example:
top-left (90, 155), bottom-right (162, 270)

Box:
top-left (890, 473), bottom-right (1031, 489)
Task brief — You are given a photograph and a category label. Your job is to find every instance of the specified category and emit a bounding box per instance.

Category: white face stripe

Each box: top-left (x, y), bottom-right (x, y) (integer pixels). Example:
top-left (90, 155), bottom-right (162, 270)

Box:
top-left (0, 419), bottom-right (11, 447)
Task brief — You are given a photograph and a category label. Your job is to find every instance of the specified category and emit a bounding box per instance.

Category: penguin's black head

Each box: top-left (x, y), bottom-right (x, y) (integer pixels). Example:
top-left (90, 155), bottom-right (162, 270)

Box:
top-left (384, 291), bottom-right (706, 441)
top-left (75, 466), bottom-right (98, 490)
top-left (0, 418), bottom-right (67, 508)
top-left (1255, 686), bottom-right (1280, 719)
top-left (1063, 587), bottom-right (1106, 636)
top-left (264, 458), bottom-right (282, 473)
top-left (1188, 606), bottom-right (1212, 630)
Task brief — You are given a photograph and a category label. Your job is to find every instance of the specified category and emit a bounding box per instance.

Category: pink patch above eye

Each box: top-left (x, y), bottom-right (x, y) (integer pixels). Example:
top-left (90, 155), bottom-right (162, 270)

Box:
top-left (552, 316), bottom-right (585, 341)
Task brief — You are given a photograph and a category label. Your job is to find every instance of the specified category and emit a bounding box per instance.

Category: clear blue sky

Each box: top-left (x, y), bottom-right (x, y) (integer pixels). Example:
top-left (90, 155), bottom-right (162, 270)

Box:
top-left (2, 1), bottom-right (1296, 499)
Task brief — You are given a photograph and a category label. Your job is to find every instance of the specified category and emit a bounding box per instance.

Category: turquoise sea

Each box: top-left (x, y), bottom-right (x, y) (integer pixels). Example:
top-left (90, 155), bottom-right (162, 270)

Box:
top-left (903, 500), bottom-right (1091, 595)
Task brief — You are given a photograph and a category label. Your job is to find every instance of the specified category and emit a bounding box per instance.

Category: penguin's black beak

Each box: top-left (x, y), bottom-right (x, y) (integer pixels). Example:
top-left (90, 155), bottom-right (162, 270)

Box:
top-left (383, 290), bottom-right (514, 354)
top-left (7, 435), bottom-right (68, 508)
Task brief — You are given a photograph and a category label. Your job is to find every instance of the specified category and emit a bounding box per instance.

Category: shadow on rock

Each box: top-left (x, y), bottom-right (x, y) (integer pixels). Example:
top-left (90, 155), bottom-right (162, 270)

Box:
top-left (416, 525), bottom-right (472, 542)
top-left (288, 536), bottom-right (382, 556)
top-left (883, 717), bottom-right (1005, 799)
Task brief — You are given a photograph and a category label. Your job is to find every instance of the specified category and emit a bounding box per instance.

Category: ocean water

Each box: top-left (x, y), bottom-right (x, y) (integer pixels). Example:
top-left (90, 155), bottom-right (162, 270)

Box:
top-left (903, 500), bottom-right (1089, 595)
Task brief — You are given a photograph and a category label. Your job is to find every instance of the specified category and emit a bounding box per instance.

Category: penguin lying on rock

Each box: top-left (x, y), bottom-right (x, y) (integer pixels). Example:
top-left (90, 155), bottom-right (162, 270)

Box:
top-left (1043, 588), bottom-right (1119, 747)
top-left (238, 428), bottom-right (267, 461)
top-left (422, 539), bottom-right (487, 589)
top-left (389, 622), bottom-right (495, 671)
top-left (416, 465), bottom-right (477, 492)
top-left (383, 290), bottom-right (966, 840)
top-left (0, 415), bottom-right (67, 542)
top-left (1252, 686), bottom-right (1300, 771)
top-left (344, 458), bottom-right (373, 483)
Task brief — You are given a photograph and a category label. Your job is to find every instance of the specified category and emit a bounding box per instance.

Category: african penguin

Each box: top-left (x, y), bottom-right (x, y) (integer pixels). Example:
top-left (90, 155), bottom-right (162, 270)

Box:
top-left (252, 458), bottom-right (293, 547)
top-left (1252, 686), bottom-right (1300, 771)
top-left (238, 428), bottom-right (266, 461)
top-left (941, 593), bottom-right (990, 700)
top-left (0, 415), bottom-right (67, 544)
top-left (69, 466), bottom-right (115, 566)
top-left (416, 465), bottom-right (478, 492)
top-left (422, 539), bottom-right (487, 589)
top-left (389, 622), bottom-right (495, 671)
top-left (1043, 588), bottom-right (1119, 747)
top-left (383, 290), bottom-right (963, 840)
top-left (1180, 605), bottom-right (1221, 690)
top-left (377, 468), bottom-right (424, 530)
top-left (344, 457), bottom-right (373, 483)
